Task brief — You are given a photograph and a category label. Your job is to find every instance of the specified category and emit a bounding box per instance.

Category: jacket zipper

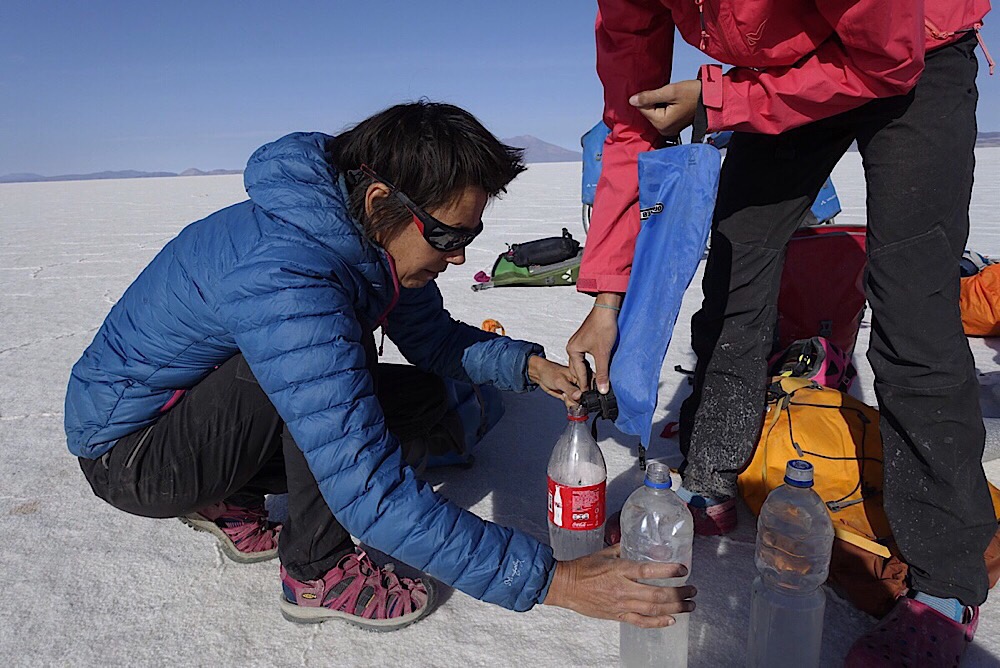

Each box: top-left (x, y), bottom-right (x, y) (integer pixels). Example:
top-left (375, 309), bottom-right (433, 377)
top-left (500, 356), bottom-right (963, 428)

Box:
top-left (373, 250), bottom-right (400, 357)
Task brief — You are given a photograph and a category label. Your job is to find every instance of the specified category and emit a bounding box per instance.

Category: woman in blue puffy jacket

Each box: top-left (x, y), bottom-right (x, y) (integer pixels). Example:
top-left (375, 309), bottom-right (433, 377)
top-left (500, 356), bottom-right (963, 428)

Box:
top-left (66, 101), bottom-right (695, 631)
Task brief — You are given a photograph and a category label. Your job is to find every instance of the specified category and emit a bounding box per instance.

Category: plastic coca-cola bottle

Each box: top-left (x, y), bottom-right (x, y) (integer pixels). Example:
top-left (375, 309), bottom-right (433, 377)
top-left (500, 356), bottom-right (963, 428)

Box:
top-left (547, 404), bottom-right (607, 561)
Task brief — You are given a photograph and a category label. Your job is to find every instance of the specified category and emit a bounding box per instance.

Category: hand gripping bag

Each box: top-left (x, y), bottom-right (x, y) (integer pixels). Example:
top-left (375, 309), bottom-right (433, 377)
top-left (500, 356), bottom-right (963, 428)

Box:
top-left (611, 144), bottom-right (721, 448)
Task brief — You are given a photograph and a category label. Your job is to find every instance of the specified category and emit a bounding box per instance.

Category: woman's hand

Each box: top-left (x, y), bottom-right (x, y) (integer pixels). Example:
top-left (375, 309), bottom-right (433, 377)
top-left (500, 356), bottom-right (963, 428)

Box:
top-left (527, 356), bottom-right (582, 407)
top-left (629, 80), bottom-right (702, 137)
top-left (543, 544), bottom-right (696, 628)
top-left (567, 293), bottom-right (622, 395)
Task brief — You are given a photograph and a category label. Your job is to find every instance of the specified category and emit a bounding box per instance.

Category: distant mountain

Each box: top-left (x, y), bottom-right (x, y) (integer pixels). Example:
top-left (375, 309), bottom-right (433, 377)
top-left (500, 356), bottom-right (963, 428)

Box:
top-left (4, 128), bottom-right (998, 184)
top-left (0, 168), bottom-right (241, 184)
top-left (179, 168), bottom-right (244, 177)
top-left (980, 132), bottom-right (1000, 148)
top-left (1, 138), bottom-right (583, 183)
top-left (1, 173), bottom-right (47, 182)
top-left (503, 135), bottom-right (582, 163)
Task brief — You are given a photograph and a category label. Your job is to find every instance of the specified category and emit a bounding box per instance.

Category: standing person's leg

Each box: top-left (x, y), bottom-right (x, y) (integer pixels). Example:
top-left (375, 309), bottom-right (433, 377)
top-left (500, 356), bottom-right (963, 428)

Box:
top-left (845, 34), bottom-right (994, 668)
top-left (679, 126), bottom-right (855, 507)
top-left (856, 33), bottom-right (994, 610)
top-left (79, 354), bottom-right (285, 561)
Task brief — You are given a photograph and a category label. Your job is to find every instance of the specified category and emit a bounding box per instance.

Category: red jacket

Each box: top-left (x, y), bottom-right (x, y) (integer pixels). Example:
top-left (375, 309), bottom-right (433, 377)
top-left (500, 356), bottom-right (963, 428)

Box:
top-left (579, 0), bottom-right (991, 294)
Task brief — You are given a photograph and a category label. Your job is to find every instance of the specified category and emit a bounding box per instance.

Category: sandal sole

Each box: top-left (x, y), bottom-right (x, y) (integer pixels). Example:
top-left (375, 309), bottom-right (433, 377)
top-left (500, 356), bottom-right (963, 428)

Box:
top-left (179, 515), bottom-right (278, 564)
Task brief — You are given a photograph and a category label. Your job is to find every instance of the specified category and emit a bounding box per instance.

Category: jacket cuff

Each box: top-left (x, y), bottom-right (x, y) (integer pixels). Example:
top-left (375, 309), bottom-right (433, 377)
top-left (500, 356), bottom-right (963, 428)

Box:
top-left (519, 345), bottom-right (545, 391)
top-left (536, 557), bottom-right (559, 605)
top-left (576, 274), bottom-right (630, 295)
top-left (699, 64), bottom-right (724, 132)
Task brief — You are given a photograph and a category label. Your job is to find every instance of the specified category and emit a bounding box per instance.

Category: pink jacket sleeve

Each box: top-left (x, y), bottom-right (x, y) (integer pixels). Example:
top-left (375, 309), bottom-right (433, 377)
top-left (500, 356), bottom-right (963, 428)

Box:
top-left (703, 1), bottom-right (927, 133)
top-left (578, 0), bottom-right (674, 294)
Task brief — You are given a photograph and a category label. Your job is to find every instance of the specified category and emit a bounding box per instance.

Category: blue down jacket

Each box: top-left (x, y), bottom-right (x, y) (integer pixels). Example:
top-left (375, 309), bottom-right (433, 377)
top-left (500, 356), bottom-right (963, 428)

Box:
top-left (65, 132), bottom-right (556, 611)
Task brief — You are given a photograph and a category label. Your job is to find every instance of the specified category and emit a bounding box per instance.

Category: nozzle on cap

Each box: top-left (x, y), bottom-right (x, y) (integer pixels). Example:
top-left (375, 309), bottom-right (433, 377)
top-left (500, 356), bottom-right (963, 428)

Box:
top-left (784, 459), bottom-right (814, 488)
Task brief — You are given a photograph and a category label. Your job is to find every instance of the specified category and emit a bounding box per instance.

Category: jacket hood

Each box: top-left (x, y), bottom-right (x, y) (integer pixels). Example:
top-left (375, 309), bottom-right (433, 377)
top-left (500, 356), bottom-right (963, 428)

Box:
top-left (243, 132), bottom-right (396, 323)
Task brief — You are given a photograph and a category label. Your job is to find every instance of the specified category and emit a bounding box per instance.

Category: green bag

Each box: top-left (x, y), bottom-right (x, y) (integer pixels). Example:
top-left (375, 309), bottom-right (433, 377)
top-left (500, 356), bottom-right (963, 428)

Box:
top-left (471, 229), bottom-right (583, 291)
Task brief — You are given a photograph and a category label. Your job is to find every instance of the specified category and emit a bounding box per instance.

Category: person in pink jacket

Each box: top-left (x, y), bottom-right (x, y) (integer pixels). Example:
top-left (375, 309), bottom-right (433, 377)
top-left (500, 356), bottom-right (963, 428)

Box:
top-left (567, 1), bottom-right (996, 663)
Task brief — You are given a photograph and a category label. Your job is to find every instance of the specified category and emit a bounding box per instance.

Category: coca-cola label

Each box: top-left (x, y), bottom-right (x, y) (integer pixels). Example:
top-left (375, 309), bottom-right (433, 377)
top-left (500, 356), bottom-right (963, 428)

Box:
top-left (547, 477), bottom-right (606, 531)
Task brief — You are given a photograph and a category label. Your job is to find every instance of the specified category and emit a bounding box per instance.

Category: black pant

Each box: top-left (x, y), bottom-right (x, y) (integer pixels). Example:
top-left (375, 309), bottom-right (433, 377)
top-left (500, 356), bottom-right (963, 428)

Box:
top-left (80, 351), bottom-right (460, 582)
top-left (678, 34), bottom-right (995, 605)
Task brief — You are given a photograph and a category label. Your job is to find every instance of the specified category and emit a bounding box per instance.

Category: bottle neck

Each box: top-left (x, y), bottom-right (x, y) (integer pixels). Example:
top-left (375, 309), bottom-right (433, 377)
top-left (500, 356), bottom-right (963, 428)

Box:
top-left (783, 482), bottom-right (815, 496)
top-left (567, 404), bottom-right (588, 423)
top-left (643, 462), bottom-right (672, 490)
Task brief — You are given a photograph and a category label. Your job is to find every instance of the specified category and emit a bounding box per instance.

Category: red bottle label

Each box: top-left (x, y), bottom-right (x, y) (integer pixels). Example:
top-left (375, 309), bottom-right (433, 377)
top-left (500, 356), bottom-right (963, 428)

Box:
top-left (547, 477), bottom-right (606, 531)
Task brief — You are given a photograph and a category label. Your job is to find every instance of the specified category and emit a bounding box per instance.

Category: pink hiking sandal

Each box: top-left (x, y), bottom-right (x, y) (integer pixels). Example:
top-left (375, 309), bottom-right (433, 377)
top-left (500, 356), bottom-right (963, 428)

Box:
top-left (180, 501), bottom-right (281, 564)
top-left (683, 497), bottom-right (737, 537)
top-left (845, 596), bottom-right (979, 667)
top-left (279, 549), bottom-right (434, 631)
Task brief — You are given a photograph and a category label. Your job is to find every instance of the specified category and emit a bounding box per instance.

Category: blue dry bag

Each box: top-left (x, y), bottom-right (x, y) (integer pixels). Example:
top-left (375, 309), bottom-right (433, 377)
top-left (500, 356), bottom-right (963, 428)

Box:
top-left (808, 178), bottom-right (841, 224)
top-left (610, 144), bottom-right (721, 447)
top-left (581, 122), bottom-right (611, 207)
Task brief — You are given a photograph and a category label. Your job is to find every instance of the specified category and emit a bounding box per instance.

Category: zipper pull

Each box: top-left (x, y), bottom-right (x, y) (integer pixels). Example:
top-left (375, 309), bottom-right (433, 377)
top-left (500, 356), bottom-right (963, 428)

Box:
top-left (696, 0), bottom-right (708, 50)
top-left (977, 25), bottom-right (996, 76)
top-left (378, 326), bottom-right (386, 357)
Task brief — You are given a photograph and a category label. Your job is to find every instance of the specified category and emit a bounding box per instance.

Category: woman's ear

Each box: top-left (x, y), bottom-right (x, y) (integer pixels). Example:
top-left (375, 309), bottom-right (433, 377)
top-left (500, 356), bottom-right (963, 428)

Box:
top-left (364, 182), bottom-right (393, 219)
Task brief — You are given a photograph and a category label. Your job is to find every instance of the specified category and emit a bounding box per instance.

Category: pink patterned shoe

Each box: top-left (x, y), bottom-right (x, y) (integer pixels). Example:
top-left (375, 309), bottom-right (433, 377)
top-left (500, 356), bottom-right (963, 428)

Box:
top-left (685, 496), bottom-right (737, 536)
top-left (279, 549), bottom-right (434, 631)
top-left (845, 596), bottom-right (979, 667)
top-left (180, 501), bottom-right (281, 564)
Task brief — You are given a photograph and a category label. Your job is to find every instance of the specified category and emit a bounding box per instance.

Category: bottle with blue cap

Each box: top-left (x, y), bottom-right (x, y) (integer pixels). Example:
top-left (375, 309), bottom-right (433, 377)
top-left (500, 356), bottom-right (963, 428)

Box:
top-left (746, 459), bottom-right (835, 667)
top-left (619, 462), bottom-right (693, 668)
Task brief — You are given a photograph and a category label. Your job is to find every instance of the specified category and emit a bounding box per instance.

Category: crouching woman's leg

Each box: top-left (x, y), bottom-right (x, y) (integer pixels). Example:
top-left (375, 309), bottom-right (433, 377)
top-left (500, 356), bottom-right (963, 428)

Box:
top-left (78, 353), bottom-right (285, 562)
top-left (275, 362), bottom-right (467, 630)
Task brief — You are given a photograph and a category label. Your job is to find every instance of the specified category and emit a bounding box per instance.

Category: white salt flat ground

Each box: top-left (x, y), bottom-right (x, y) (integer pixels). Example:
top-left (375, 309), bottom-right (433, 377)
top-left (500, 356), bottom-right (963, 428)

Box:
top-left (3, 150), bottom-right (1000, 666)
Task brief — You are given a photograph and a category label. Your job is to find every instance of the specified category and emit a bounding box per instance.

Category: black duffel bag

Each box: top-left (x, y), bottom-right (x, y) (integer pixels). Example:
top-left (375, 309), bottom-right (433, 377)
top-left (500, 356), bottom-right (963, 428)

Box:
top-left (509, 228), bottom-right (580, 267)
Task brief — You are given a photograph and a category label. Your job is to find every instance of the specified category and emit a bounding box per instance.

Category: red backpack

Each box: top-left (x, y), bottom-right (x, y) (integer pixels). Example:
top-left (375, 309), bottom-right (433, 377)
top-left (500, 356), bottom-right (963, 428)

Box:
top-left (776, 224), bottom-right (868, 356)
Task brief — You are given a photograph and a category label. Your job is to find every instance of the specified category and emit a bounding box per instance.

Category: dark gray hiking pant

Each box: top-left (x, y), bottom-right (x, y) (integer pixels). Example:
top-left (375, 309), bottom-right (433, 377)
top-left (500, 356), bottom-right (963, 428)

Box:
top-left (678, 33), bottom-right (996, 605)
top-left (80, 348), bottom-right (463, 582)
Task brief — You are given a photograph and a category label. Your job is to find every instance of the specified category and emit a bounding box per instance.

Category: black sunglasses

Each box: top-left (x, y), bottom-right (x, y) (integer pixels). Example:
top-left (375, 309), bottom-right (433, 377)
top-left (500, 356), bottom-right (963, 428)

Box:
top-left (351, 164), bottom-right (483, 252)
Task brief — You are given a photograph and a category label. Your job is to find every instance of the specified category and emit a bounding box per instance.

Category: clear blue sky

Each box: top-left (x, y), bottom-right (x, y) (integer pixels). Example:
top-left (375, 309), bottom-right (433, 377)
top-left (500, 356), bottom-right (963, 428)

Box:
top-left (1, 1), bottom-right (998, 176)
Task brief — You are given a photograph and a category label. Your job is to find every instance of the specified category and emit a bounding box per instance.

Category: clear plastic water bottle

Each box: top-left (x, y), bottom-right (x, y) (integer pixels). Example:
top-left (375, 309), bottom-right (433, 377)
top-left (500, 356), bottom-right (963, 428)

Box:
top-left (746, 460), bottom-right (834, 668)
top-left (619, 462), bottom-right (693, 668)
top-left (547, 404), bottom-right (606, 561)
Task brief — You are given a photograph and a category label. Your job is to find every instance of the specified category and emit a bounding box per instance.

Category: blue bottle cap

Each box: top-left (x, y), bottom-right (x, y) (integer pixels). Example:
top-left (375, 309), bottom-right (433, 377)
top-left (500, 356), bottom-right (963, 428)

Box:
top-left (644, 462), bottom-right (673, 489)
top-left (784, 459), bottom-right (814, 488)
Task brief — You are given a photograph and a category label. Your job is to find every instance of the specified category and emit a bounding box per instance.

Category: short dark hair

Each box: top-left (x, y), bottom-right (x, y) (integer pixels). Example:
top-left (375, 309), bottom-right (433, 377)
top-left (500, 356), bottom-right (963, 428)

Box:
top-left (328, 101), bottom-right (527, 245)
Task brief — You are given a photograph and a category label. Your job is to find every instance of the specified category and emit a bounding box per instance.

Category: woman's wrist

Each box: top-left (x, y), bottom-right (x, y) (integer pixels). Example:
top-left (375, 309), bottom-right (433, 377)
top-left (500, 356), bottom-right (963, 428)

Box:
top-left (526, 353), bottom-right (544, 384)
top-left (591, 292), bottom-right (625, 316)
top-left (594, 292), bottom-right (624, 311)
top-left (542, 561), bottom-right (569, 607)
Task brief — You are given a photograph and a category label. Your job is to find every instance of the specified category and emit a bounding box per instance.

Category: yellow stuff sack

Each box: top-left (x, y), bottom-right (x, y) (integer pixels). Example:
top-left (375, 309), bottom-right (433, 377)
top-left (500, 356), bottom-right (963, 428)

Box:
top-left (737, 376), bottom-right (1000, 617)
